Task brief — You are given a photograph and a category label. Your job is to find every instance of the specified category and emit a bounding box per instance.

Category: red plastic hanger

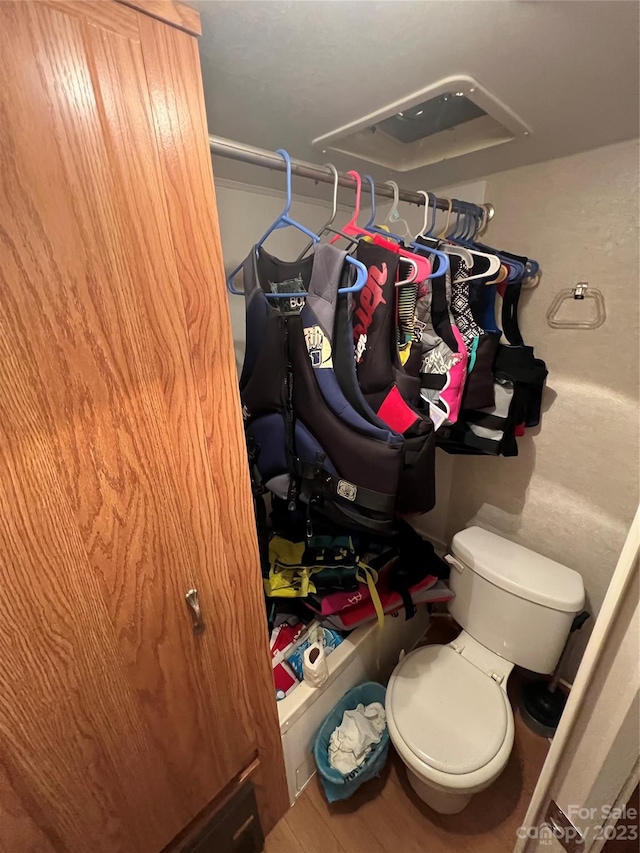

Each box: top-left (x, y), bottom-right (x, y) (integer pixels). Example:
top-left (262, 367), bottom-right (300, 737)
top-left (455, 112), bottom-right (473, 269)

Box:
top-left (331, 170), bottom-right (432, 283)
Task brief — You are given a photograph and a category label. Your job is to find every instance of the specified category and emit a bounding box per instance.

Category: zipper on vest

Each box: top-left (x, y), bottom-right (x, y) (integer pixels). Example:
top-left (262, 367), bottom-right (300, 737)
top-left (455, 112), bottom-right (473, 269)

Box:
top-left (282, 316), bottom-right (299, 510)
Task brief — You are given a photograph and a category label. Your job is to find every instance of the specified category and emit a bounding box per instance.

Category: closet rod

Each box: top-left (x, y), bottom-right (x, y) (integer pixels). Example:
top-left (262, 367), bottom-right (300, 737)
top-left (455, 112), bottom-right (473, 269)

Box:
top-left (208, 134), bottom-right (494, 220)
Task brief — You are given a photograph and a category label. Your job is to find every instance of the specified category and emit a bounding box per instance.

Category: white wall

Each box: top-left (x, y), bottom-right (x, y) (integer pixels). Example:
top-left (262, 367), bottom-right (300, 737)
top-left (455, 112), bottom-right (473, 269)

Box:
top-left (444, 139), bottom-right (640, 677)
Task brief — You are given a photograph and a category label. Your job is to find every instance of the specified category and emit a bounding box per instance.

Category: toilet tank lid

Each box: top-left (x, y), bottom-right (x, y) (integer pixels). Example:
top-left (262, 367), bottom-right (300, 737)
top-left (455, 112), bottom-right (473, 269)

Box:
top-left (451, 527), bottom-right (585, 613)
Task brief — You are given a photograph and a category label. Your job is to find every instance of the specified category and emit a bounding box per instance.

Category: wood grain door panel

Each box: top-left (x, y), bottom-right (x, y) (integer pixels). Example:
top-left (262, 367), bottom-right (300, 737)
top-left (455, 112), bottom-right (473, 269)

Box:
top-left (135, 14), bottom-right (289, 833)
top-left (0, 2), bottom-right (264, 849)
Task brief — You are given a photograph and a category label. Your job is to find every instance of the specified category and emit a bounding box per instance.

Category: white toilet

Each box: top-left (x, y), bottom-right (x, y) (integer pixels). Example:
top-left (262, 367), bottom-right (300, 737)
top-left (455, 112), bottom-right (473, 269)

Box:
top-left (386, 526), bottom-right (585, 815)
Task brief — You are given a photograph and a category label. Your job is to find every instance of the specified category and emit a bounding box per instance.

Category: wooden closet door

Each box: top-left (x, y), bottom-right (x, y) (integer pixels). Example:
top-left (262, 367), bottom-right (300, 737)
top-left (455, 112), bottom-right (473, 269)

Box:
top-left (0, 2), bottom-right (284, 851)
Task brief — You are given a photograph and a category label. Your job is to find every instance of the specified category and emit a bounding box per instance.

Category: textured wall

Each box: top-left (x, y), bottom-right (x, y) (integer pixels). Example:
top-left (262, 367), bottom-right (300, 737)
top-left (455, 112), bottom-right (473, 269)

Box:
top-left (444, 139), bottom-right (640, 677)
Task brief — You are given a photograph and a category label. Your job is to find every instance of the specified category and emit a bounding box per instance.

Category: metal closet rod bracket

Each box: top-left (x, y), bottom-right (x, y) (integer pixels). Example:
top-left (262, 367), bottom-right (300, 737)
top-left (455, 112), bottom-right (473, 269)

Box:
top-left (208, 134), bottom-right (495, 221)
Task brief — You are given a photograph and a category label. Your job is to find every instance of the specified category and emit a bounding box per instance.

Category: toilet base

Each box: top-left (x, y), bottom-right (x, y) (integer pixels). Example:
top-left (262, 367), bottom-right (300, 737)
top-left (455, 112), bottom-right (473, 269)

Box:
top-left (406, 768), bottom-right (473, 814)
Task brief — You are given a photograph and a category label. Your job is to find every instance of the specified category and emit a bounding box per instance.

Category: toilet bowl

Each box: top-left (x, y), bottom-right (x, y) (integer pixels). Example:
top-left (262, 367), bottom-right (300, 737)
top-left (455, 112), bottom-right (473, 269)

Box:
top-left (386, 632), bottom-right (515, 814)
top-left (386, 526), bottom-right (585, 814)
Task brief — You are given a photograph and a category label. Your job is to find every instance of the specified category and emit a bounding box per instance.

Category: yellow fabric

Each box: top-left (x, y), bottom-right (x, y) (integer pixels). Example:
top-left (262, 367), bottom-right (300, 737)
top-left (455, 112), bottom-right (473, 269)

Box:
top-left (265, 536), bottom-right (359, 599)
top-left (355, 565), bottom-right (385, 630)
top-left (362, 223), bottom-right (392, 243)
top-left (265, 537), bottom-right (318, 597)
top-left (398, 342), bottom-right (412, 366)
top-left (269, 537), bottom-right (306, 567)
top-left (263, 567), bottom-right (317, 598)
top-left (265, 539), bottom-right (386, 624)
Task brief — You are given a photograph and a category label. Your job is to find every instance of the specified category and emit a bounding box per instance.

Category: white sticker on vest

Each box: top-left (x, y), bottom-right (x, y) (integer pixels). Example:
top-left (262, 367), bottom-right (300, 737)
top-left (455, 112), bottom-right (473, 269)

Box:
top-left (337, 480), bottom-right (357, 501)
top-left (428, 402), bottom-right (449, 432)
top-left (304, 325), bottom-right (333, 369)
top-left (354, 333), bottom-right (367, 363)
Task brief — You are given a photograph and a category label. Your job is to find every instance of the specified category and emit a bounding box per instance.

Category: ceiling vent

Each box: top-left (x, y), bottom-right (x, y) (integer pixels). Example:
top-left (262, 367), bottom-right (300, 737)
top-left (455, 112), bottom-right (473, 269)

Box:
top-left (312, 76), bottom-right (531, 171)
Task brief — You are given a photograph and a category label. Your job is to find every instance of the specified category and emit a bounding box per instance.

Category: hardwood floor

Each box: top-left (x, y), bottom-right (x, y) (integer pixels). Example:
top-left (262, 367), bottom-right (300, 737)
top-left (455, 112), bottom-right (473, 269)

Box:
top-left (266, 671), bottom-right (550, 853)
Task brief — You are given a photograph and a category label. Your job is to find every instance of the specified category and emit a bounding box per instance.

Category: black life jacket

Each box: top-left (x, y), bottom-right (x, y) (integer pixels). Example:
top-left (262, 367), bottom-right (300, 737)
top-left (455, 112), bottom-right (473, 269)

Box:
top-left (448, 253), bottom-right (500, 411)
top-left (437, 277), bottom-right (547, 456)
top-left (387, 521), bottom-right (450, 618)
top-left (351, 241), bottom-right (436, 514)
top-left (499, 281), bottom-right (548, 428)
top-left (239, 243), bottom-right (403, 534)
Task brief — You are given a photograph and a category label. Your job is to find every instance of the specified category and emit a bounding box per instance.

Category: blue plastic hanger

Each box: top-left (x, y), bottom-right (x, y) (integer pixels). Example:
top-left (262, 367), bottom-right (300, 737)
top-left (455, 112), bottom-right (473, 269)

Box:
top-left (423, 191), bottom-right (438, 237)
top-left (456, 203), bottom-right (479, 245)
top-left (363, 174), bottom-right (377, 230)
top-left (470, 206), bottom-right (539, 282)
top-left (444, 203), bottom-right (504, 282)
top-left (464, 204), bottom-right (480, 242)
top-left (449, 201), bottom-right (478, 243)
top-left (454, 205), bottom-right (470, 242)
top-left (468, 207), bottom-right (483, 242)
top-left (454, 203), bottom-right (480, 244)
top-left (472, 223), bottom-right (526, 281)
top-left (226, 150), bottom-right (368, 298)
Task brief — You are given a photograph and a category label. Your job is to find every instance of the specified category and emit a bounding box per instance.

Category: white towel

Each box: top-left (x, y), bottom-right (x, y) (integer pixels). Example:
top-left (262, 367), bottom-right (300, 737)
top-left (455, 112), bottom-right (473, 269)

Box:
top-left (328, 702), bottom-right (386, 775)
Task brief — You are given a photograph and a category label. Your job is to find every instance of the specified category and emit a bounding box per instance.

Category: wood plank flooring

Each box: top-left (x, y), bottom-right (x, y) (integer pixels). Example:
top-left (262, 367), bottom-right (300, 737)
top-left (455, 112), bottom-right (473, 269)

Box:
top-left (266, 673), bottom-right (550, 853)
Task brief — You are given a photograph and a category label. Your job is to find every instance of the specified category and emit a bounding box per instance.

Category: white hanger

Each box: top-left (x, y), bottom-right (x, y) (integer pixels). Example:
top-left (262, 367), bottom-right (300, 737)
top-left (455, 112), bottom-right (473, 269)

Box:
top-left (462, 248), bottom-right (501, 283)
top-left (414, 190), bottom-right (434, 240)
top-left (397, 257), bottom-right (419, 285)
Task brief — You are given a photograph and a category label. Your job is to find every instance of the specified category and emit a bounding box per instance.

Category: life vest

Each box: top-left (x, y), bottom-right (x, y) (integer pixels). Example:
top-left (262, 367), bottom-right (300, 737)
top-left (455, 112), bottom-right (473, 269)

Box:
top-left (239, 243), bottom-right (403, 534)
top-left (449, 254), bottom-right (500, 411)
top-left (351, 241), bottom-right (436, 514)
top-left (437, 276), bottom-right (547, 456)
top-left (414, 268), bottom-right (468, 425)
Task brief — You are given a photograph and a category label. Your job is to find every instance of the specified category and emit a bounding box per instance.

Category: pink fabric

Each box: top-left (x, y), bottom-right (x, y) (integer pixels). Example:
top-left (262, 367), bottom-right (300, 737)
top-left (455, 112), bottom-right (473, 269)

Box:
top-left (312, 583), bottom-right (372, 617)
top-left (377, 385), bottom-right (419, 433)
top-left (439, 323), bottom-right (469, 424)
top-left (308, 564), bottom-right (438, 619)
top-left (324, 577), bottom-right (445, 630)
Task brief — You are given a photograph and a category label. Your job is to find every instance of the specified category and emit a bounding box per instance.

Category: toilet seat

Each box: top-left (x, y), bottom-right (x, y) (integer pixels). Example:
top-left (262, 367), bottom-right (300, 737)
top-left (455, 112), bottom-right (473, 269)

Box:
top-left (386, 644), bottom-right (510, 777)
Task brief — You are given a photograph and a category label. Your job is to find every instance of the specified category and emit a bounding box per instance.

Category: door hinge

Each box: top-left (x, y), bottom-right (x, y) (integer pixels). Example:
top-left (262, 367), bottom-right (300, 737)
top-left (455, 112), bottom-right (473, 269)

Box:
top-left (542, 800), bottom-right (586, 851)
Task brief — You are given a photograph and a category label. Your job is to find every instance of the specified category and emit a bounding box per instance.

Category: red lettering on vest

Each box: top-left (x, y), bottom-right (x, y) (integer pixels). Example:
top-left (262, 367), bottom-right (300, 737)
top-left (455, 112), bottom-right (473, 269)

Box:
top-left (353, 263), bottom-right (387, 342)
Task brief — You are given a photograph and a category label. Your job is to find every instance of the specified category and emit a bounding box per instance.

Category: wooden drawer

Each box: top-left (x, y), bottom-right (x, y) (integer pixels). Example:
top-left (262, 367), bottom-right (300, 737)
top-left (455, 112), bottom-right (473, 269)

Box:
top-left (186, 783), bottom-right (263, 853)
top-left (164, 760), bottom-right (266, 853)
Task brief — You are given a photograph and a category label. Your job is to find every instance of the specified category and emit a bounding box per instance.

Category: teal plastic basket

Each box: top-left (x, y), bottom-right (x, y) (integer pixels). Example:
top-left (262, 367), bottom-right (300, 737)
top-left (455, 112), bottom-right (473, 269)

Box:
top-left (313, 682), bottom-right (389, 802)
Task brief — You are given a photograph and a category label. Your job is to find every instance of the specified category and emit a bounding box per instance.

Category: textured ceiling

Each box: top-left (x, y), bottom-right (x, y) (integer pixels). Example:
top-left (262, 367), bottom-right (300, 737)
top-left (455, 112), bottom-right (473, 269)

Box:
top-left (195, 0), bottom-right (640, 198)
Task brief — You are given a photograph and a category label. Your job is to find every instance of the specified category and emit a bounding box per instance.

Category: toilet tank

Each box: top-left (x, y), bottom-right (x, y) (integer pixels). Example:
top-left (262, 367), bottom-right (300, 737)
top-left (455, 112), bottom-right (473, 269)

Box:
top-left (447, 527), bottom-right (585, 674)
